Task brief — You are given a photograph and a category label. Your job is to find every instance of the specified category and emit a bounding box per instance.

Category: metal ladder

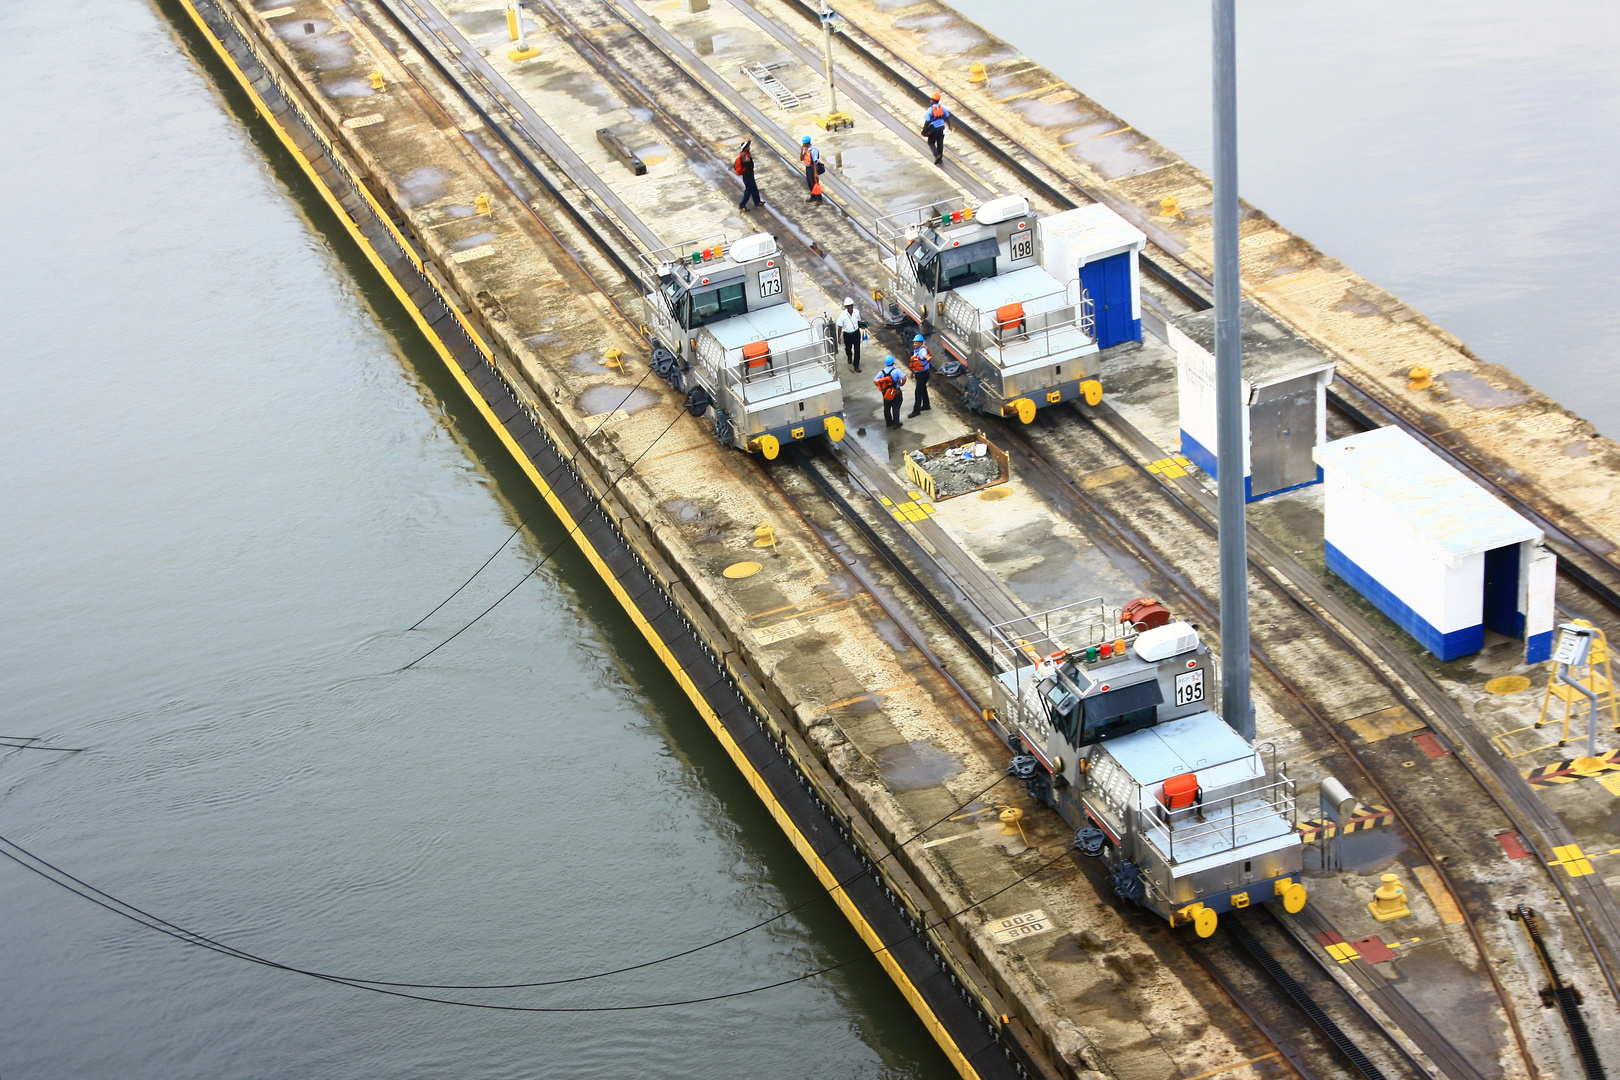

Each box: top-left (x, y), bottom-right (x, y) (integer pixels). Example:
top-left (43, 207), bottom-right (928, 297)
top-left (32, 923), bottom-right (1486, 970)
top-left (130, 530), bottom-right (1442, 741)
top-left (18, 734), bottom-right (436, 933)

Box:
top-left (740, 62), bottom-right (801, 111)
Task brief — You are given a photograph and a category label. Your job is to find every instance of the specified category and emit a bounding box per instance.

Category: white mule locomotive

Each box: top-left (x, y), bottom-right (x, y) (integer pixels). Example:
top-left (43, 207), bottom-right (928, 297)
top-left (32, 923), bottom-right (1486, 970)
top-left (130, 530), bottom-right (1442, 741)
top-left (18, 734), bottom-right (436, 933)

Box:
top-left (989, 599), bottom-right (1306, 937)
top-left (642, 232), bottom-right (845, 458)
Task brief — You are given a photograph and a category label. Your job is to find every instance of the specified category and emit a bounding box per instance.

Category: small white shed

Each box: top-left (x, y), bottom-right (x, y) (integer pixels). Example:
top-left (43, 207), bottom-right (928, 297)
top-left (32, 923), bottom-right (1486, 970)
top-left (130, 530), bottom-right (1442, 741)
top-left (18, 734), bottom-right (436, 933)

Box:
top-left (1313, 426), bottom-right (1556, 663)
top-left (1172, 302), bottom-right (1336, 501)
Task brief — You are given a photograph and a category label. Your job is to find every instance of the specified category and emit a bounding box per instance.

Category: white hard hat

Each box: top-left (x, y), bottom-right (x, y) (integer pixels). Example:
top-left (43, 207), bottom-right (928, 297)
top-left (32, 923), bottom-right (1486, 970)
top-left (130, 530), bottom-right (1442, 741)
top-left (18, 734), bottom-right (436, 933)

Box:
top-left (843, 297), bottom-right (855, 306)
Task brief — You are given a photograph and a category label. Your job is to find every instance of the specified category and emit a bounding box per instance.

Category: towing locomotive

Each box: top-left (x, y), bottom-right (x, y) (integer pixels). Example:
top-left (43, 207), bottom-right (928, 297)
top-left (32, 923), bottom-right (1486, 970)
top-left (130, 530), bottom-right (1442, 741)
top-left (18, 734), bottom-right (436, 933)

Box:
top-left (989, 599), bottom-right (1306, 937)
top-left (641, 231), bottom-right (845, 458)
top-left (873, 194), bottom-right (1145, 423)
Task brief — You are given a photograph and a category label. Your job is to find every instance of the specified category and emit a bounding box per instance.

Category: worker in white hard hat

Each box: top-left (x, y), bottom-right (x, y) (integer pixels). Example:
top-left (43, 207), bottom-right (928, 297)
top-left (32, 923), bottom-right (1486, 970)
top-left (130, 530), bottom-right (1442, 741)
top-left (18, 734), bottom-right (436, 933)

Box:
top-left (834, 297), bottom-right (866, 372)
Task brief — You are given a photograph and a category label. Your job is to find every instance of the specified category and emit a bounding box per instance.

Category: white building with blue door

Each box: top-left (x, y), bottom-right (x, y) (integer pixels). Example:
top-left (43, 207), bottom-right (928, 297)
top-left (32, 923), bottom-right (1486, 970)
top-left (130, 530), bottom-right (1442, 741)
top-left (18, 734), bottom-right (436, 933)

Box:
top-left (1172, 301), bottom-right (1335, 501)
top-left (1313, 426), bottom-right (1556, 663)
top-left (1038, 205), bottom-right (1145, 351)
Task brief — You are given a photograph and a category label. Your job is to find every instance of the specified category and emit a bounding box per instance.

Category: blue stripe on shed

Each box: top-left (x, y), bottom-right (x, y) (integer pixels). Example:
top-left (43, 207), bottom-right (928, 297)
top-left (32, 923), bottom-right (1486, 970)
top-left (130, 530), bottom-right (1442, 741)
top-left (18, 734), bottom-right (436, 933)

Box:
top-left (1179, 431), bottom-right (1323, 503)
top-left (1325, 541), bottom-right (1483, 661)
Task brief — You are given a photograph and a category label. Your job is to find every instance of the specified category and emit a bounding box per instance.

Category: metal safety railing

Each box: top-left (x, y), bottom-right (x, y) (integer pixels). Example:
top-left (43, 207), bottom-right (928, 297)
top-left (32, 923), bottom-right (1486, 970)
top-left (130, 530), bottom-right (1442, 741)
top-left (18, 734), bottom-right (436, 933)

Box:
top-left (942, 288), bottom-right (1095, 368)
top-left (874, 197), bottom-right (975, 260)
top-left (988, 597), bottom-right (1144, 676)
top-left (695, 319), bottom-right (837, 396)
top-left (1139, 750), bottom-right (1297, 865)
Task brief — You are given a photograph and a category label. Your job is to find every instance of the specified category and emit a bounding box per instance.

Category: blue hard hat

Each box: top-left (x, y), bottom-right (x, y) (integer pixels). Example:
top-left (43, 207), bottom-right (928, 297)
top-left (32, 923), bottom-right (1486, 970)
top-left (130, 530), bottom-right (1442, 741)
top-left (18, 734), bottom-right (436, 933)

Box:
top-left (801, 135), bottom-right (812, 144)
top-left (913, 334), bottom-right (925, 342)
top-left (883, 355), bottom-right (896, 367)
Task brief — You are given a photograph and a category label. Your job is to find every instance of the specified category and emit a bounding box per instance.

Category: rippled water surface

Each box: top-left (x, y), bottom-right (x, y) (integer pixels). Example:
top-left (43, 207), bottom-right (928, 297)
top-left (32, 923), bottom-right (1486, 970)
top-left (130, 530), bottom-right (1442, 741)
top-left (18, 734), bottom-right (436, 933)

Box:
top-left (0, 2), bottom-right (946, 1076)
top-left (952, 0), bottom-right (1620, 436)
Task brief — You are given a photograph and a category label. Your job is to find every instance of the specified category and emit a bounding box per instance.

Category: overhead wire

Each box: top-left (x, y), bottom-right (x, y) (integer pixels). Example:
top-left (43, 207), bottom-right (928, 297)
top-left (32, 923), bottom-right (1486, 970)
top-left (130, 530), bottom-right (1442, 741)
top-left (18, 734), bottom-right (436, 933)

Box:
top-left (401, 403), bottom-right (688, 670)
top-left (406, 364), bottom-right (659, 631)
top-left (0, 829), bottom-right (1072, 1012)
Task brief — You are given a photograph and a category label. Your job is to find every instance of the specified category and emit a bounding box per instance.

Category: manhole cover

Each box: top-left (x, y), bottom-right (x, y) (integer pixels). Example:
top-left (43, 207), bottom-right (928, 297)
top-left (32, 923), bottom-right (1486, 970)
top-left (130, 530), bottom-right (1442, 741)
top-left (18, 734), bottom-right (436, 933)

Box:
top-left (723, 561), bottom-right (762, 579)
top-left (1485, 675), bottom-right (1532, 695)
top-left (979, 487), bottom-right (1012, 502)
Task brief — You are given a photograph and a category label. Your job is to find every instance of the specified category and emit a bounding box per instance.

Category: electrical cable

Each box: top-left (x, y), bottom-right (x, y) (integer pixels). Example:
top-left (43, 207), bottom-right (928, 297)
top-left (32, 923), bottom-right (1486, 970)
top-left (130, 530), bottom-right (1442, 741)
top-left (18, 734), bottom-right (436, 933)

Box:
top-left (401, 404), bottom-right (686, 670)
top-left (406, 365), bottom-right (658, 631)
top-left (0, 830), bottom-right (1071, 1013)
top-left (0, 738), bottom-right (83, 752)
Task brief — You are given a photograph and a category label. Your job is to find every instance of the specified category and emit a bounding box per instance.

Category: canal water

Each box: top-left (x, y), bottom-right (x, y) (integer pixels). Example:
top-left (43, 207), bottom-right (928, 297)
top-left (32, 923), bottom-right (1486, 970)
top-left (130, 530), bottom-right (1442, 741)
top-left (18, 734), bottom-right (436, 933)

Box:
top-left (954, 0), bottom-right (1620, 438)
top-left (0, 2), bottom-right (947, 1076)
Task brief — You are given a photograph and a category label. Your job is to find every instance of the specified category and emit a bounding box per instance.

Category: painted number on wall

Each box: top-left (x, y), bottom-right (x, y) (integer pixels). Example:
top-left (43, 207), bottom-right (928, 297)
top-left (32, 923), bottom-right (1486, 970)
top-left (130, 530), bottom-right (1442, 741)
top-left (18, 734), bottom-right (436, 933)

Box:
top-left (1175, 668), bottom-right (1204, 707)
top-left (988, 908), bottom-right (1054, 945)
top-left (758, 266), bottom-right (782, 296)
top-left (1008, 230), bottom-right (1034, 262)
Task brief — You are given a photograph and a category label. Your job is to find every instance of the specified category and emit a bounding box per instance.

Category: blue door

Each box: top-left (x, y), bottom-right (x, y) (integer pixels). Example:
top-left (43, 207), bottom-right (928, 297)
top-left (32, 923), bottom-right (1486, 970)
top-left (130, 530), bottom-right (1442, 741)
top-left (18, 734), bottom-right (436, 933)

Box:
top-left (1078, 251), bottom-right (1141, 350)
top-left (1483, 544), bottom-right (1524, 639)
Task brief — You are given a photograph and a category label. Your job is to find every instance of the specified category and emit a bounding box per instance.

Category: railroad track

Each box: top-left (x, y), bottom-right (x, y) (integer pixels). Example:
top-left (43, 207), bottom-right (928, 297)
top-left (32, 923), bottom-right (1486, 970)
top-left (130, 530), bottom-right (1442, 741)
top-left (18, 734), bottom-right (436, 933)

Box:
top-left (317, 0), bottom-right (1612, 1073)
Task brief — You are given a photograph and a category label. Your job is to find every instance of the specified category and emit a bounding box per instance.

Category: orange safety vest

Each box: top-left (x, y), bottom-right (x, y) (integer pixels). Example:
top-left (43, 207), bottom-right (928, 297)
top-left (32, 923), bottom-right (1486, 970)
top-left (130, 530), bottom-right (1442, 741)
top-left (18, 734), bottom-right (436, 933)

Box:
top-left (876, 372), bottom-right (900, 401)
top-left (909, 348), bottom-right (930, 373)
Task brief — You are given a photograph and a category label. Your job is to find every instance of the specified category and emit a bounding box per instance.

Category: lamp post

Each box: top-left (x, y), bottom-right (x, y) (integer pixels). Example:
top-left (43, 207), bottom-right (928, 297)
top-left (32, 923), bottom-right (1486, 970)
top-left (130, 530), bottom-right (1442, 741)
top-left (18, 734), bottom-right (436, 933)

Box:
top-left (1212, 0), bottom-right (1252, 741)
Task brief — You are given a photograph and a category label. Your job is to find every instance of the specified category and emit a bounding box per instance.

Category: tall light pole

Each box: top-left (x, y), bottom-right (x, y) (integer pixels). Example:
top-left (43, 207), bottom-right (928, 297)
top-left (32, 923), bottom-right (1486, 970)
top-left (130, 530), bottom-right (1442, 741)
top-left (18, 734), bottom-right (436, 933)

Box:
top-left (1212, 0), bottom-right (1252, 741)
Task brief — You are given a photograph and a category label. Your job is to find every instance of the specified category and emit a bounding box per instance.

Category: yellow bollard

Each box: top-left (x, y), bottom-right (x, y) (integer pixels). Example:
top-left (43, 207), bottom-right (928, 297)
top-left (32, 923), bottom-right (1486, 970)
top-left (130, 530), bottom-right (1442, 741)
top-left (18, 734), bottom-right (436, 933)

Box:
top-left (473, 192), bottom-right (493, 215)
top-left (1155, 196), bottom-right (1184, 221)
top-left (368, 71), bottom-right (386, 91)
top-left (753, 522), bottom-right (778, 549)
top-left (968, 62), bottom-right (987, 85)
top-left (1368, 873), bottom-right (1412, 923)
top-left (998, 806), bottom-right (1024, 835)
top-left (1407, 365), bottom-right (1434, 390)
top-left (602, 347), bottom-right (625, 370)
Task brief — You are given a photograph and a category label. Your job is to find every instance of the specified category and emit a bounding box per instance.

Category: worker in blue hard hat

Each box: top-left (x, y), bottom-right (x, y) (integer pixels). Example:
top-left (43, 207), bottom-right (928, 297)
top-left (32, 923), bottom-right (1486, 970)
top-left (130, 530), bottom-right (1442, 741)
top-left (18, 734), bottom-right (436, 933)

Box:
top-left (907, 333), bottom-right (933, 417)
top-left (800, 134), bottom-right (824, 204)
top-left (874, 355), bottom-right (907, 428)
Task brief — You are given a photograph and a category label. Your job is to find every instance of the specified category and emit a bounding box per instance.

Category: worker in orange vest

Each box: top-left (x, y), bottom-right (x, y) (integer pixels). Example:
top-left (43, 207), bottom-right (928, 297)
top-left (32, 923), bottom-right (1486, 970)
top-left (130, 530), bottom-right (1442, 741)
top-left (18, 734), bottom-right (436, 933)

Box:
top-left (801, 135), bottom-right (824, 204)
top-left (874, 355), bottom-right (907, 428)
top-left (921, 93), bottom-right (952, 165)
top-left (907, 334), bottom-right (932, 417)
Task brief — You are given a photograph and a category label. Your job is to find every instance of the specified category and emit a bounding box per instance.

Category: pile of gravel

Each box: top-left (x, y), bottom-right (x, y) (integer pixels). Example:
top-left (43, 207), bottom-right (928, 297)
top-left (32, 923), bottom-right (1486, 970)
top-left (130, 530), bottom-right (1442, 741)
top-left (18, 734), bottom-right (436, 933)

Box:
top-left (911, 444), bottom-right (1002, 498)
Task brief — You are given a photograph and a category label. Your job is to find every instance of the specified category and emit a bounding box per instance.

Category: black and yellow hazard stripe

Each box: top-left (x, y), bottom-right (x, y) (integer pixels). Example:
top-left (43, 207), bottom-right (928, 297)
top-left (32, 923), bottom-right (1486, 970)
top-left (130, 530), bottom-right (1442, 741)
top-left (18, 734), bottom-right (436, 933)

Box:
top-left (171, 3), bottom-right (1031, 1077)
top-left (1297, 804), bottom-right (1395, 841)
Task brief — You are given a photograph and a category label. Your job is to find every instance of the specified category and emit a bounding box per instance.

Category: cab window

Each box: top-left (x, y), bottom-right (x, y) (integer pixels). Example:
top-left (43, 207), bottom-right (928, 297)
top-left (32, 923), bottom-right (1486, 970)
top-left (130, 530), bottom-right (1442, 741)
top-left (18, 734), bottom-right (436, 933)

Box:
top-left (937, 237), bottom-right (999, 291)
top-left (1077, 680), bottom-right (1162, 745)
top-left (684, 281), bottom-right (747, 328)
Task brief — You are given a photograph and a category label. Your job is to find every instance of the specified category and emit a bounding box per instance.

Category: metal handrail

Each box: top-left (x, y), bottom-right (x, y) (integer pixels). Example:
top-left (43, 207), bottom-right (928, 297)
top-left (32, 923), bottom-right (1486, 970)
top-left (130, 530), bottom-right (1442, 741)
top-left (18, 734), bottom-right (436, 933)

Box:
top-left (943, 292), bottom-right (1096, 365)
top-left (1144, 773), bottom-right (1297, 863)
top-left (701, 320), bottom-right (837, 396)
top-left (989, 597), bottom-right (1142, 673)
top-left (875, 197), bottom-right (974, 255)
top-left (640, 233), bottom-right (730, 271)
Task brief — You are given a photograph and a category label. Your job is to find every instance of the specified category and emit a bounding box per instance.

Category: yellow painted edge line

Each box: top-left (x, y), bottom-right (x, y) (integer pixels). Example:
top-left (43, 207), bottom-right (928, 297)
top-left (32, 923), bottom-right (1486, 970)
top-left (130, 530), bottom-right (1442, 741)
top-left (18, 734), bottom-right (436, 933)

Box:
top-left (176, 5), bottom-right (982, 1075)
top-left (994, 80), bottom-right (1066, 104)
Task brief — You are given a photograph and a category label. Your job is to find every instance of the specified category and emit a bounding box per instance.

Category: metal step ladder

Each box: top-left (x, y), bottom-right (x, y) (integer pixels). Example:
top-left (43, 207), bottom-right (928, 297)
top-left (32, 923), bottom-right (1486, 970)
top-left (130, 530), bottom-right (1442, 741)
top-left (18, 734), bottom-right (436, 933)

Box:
top-left (740, 62), bottom-right (801, 111)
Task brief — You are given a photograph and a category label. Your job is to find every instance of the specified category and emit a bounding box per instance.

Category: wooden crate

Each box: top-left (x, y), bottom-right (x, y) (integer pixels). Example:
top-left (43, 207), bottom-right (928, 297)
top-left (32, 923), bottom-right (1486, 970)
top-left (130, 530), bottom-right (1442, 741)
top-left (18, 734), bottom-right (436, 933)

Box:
top-left (903, 430), bottom-right (1010, 501)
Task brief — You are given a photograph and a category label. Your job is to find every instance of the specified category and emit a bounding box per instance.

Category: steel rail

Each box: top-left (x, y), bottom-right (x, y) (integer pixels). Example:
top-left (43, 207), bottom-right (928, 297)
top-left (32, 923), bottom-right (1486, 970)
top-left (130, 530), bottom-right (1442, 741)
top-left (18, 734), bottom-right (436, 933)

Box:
top-left (350, 4), bottom-right (1069, 1075)
top-left (759, 0), bottom-right (1620, 617)
top-left (355, 1), bottom-right (1601, 1072)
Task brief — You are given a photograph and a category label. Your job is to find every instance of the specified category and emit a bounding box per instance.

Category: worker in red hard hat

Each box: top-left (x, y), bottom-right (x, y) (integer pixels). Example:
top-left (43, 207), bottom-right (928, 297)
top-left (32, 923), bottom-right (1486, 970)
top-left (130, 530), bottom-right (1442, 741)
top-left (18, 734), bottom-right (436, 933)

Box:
top-left (921, 92), bottom-right (952, 166)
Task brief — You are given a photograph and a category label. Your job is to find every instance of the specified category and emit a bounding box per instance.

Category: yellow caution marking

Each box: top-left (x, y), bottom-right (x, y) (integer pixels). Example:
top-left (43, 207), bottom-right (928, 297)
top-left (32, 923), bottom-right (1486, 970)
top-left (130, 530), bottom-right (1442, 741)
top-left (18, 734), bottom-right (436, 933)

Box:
top-left (1296, 804), bottom-right (1394, 840)
top-left (1410, 865), bottom-right (1464, 925)
top-left (1524, 750), bottom-right (1620, 786)
top-left (994, 81), bottom-right (1068, 103)
top-left (722, 561), bottom-right (762, 579)
top-left (1146, 455), bottom-right (1193, 479)
top-left (1599, 774), bottom-right (1620, 797)
top-left (1325, 942), bottom-right (1360, 964)
top-left (890, 499), bottom-right (937, 523)
top-left (1078, 463), bottom-right (1137, 491)
top-left (1551, 844), bottom-right (1598, 878)
top-left (1346, 704), bottom-right (1425, 743)
top-left (1488, 676), bottom-right (1532, 695)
